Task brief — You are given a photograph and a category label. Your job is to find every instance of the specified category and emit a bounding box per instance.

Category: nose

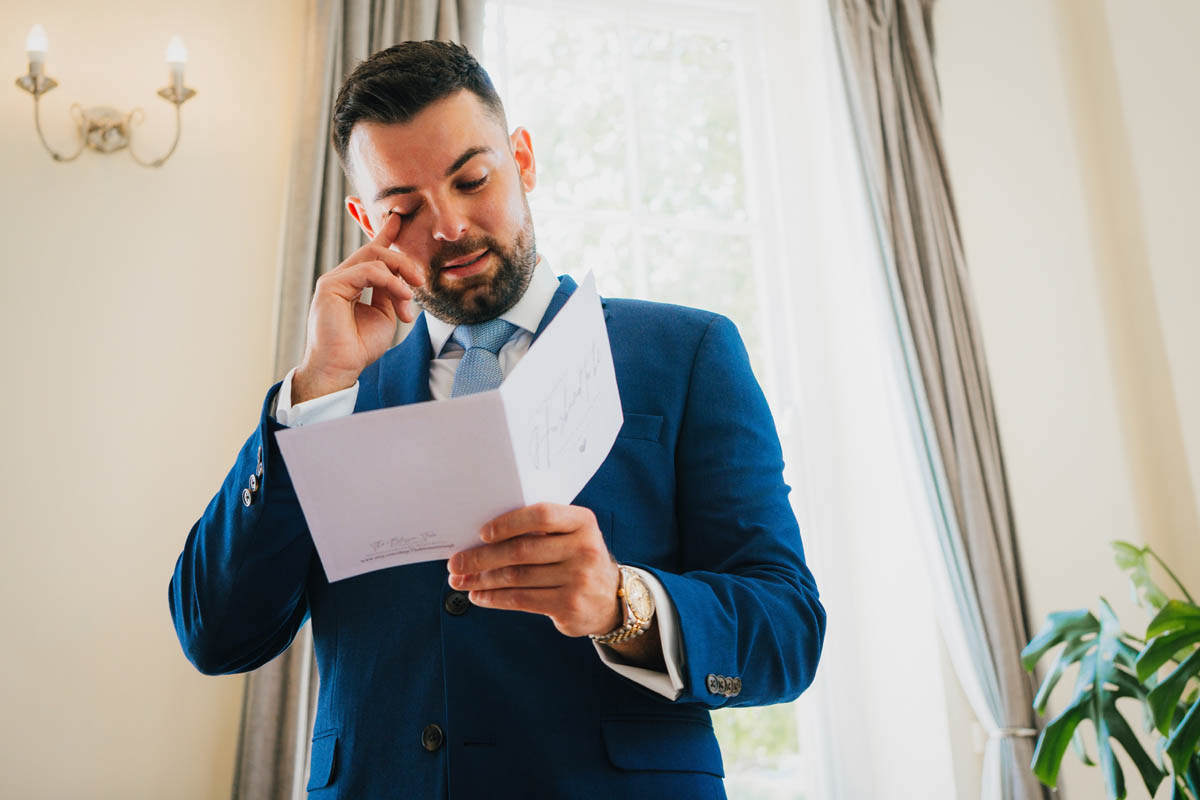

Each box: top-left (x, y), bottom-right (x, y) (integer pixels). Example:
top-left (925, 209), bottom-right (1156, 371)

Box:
top-left (430, 196), bottom-right (468, 242)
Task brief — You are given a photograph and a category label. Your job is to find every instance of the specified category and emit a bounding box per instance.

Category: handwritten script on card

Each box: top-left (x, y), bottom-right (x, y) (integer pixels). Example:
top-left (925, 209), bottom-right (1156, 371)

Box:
top-left (275, 272), bottom-right (623, 582)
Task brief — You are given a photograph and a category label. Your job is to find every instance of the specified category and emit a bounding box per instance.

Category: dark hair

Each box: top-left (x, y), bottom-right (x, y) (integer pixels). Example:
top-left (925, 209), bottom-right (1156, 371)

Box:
top-left (332, 40), bottom-right (508, 177)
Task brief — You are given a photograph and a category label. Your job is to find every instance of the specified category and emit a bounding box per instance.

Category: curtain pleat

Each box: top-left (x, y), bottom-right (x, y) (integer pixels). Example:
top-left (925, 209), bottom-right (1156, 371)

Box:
top-left (233, 3), bottom-right (483, 797)
top-left (826, 2), bottom-right (1051, 799)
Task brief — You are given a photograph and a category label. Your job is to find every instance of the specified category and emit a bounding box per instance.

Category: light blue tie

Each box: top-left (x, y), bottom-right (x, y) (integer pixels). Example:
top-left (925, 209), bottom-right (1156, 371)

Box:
top-left (449, 318), bottom-right (519, 397)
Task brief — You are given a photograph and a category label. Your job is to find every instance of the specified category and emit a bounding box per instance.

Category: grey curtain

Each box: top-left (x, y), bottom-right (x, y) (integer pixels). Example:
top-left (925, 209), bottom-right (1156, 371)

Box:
top-left (233, 2), bottom-right (483, 798)
top-left (826, 2), bottom-right (1051, 799)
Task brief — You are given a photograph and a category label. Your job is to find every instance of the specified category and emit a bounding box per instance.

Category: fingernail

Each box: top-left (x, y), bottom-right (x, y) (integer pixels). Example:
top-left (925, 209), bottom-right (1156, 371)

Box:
top-left (480, 524), bottom-right (492, 542)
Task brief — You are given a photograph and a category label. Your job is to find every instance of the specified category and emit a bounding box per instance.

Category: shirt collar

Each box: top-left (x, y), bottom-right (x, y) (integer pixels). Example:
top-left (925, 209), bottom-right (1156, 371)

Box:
top-left (425, 253), bottom-right (560, 356)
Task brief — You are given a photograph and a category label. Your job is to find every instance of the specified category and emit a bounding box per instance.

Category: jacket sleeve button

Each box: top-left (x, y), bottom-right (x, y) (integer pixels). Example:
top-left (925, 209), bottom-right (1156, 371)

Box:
top-left (242, 487), bottom-right (253, 507)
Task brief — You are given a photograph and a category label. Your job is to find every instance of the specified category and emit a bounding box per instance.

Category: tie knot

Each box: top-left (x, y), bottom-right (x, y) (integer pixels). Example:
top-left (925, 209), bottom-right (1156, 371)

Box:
top-left (451, 318), bottom-right (519, 356)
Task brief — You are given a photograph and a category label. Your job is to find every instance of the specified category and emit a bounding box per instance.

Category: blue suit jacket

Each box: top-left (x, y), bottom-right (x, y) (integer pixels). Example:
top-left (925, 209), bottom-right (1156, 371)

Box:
top-left (170, 275), bottom-right (825, 799)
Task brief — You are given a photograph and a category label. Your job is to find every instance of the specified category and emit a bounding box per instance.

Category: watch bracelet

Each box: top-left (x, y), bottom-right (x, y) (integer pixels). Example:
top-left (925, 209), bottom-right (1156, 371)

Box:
top-left (590, 621), bottom-right (647, 645)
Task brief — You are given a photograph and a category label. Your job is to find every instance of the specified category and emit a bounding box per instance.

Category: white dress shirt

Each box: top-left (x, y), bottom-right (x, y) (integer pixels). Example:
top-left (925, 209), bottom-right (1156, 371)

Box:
top-left (270, 254), bottom-right (685, 701)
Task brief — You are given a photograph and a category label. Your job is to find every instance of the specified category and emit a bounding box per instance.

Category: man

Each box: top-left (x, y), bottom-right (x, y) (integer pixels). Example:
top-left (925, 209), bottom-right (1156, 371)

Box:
top-left (170, 41), bottom-right (825, 799)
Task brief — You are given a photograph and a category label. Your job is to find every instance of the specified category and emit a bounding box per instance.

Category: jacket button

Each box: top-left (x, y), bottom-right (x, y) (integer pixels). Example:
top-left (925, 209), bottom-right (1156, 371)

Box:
top-left (731, 677), bottom-right (742, 695)
top-left (706, 674), bottom-right (720, 694)
top-left (421, 723), bottom-right (444, 752)
top-left (444, 591), bottom-right (470, 616)
top-left (241, 487), bottom-right (253, 507)
top-left (248, 473), bottom-right (258, 492)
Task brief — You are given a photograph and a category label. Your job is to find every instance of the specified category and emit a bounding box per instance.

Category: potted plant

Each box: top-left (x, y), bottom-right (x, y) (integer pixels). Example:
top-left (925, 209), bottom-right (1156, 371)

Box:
top-left (1020, 541), bottom-right (1200, 799)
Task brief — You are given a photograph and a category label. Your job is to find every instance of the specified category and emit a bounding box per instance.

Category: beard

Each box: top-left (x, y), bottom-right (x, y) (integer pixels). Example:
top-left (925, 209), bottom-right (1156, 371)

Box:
top-left (414, 195), bottom-right (537, 326)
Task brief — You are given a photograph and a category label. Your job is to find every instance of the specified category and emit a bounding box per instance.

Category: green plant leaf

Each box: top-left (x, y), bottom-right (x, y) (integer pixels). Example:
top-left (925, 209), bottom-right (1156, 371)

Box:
top-left (1112, 541), bottom-right (1170, 611)
top-left (1137, 601), bottom-right (1200, 681)
top-left (1187, 753), bottom-right (1200, 798)
top-left (1105, 705), bottom-right (1170, 797)
top-left (1025, 598), bottom-right (1167, 797)
top-left (1022, 609), bottom-right (1097, 671)
top-left (1166, 698), bottom-right (1200, 780)
top-left (1030, 690), bottom-right (1089, 788)
top-left (1148, 650), bottom-right (1200, 735)
top-left (1072, 726), bottom-right (1096, 766)
top-left (1148, 601), bottom-right (1200, 640)
top-left (1133, 598), bottom-right (1200, 793)
top-left (1034, 637), bottom-right (1094, 713)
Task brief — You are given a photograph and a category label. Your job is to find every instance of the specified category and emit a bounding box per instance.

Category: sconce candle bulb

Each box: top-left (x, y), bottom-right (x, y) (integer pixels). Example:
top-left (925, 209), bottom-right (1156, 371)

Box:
top-left (26, 24), bottom-right (48, 69)
top-left (166, 36), bottom-right (187, 66)
top-left (166, 36), bottom-right (187, 95)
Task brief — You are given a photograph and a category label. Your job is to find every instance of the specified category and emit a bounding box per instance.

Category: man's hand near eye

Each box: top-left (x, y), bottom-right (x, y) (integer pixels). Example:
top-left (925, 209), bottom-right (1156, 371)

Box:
top-left (293, 210), bottom-right (425, 404)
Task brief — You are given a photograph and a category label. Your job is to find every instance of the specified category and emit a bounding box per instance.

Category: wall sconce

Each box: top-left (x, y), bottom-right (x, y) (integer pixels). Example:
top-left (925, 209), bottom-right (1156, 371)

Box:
top-left (14, 24), bottom-right (197, 167)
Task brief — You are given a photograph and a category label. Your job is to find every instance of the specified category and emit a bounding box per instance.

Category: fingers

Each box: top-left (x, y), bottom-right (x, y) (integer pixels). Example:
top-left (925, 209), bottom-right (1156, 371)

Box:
top-left (361, 243), bottom-right (426, 288)
top-left (483, 502), bottom-right (594, 544)
top-left (319, 260), bottom-right (413, 306)
top-left (371, 208), bottom-right (403, 248)
top-left (449, 532), bottom-right (573, 575)
top-left (467, 587), bottom-right (564, 617)
top-left (364, 211), bottom-right (425, 287)
top-left (363, 272), bottom-right (413, 323)
top-left (451, 562), bottom-right (574, 592)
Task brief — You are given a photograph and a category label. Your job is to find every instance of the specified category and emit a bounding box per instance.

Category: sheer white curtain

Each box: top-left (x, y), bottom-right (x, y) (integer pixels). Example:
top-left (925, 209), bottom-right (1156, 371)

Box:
top-left (755, 1), bottom-right (961, 797)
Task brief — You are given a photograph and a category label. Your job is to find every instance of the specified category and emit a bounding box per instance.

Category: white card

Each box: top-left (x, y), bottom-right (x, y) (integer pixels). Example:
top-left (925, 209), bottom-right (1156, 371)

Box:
top-left (274, 272), bottom-right (623, 582)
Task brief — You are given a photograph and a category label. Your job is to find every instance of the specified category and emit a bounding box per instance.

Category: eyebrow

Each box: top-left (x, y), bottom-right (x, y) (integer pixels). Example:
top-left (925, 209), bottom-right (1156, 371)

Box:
top-left (372, 145), bottom-right (495, 204)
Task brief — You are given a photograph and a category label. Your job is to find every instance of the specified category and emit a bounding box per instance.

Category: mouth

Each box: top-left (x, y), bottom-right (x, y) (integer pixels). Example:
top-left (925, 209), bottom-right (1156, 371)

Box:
top-left (440, 249), bottom-right (491, 279)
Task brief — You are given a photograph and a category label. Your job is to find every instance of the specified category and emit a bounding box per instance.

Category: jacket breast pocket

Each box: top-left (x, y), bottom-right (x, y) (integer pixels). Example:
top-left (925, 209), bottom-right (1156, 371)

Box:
top-left (600, 713), bottom-right (724, 777)
top-left (618, 413), bottom-right (664, 443)
top-left (306, 729), bottom-right (338, 791)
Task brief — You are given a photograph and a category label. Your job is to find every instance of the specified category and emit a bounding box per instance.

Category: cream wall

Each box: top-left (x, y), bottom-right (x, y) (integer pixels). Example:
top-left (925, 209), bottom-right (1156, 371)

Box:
top-left (935, 1), bottom-right (1199, 799)
top-left (0, 1), bottom-right (305, 797)
top-left (4, 1), bottom-right (1196, 798)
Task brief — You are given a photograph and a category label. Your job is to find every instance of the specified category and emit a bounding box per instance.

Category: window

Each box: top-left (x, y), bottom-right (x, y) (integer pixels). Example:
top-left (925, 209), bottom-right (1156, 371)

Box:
top-left (481, 0), bottom-right (772, 383)
top-left (481, 2), bottom-right (963, 798)
top-left (481, 2), bottom-right (807, 796)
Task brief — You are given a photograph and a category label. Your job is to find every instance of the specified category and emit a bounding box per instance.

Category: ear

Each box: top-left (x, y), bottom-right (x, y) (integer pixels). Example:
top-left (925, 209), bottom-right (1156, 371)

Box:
top-left (346, 196), bottom-right (375, 239)
top-left (509, 127), bottom-right (536, 193)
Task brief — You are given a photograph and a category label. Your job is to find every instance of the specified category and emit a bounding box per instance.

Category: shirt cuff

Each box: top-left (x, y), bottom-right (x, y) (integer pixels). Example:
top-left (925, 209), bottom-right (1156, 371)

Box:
top-left (271, 366), bottom-right (360, 427)
top-left (592, 566), bottom-right (685, 701)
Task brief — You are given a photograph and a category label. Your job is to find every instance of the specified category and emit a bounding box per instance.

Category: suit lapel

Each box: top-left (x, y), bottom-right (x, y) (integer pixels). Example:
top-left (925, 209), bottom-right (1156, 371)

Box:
top-left (377, 313), bottom-right (433, 410)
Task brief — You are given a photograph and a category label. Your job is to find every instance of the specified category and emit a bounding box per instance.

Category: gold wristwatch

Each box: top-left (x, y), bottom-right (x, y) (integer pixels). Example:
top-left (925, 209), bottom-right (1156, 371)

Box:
top-left (590, 566), bottom-right (655, 645)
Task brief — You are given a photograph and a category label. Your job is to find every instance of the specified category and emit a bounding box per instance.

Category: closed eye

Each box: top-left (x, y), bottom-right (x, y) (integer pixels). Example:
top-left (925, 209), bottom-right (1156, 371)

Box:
top-left (392, 176), bottom-right (488, 219)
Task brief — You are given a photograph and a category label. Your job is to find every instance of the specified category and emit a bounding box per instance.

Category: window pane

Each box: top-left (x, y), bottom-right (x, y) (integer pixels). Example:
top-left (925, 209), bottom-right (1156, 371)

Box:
top-left (713, 704), bottom-right (806, 800)
top-left (532, 213), bottom-right (635, 299)
top-left (630, 27), bottom-right (748, 223)
top-left (640, 227), bottom-right (764, 377)
top-left (500, 6), bottom-right (629, 211)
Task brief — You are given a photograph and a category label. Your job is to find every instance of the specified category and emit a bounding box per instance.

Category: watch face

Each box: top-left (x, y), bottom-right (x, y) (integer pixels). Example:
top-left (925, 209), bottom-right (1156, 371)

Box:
top-left (624, 571), bottom-right (654, 620)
